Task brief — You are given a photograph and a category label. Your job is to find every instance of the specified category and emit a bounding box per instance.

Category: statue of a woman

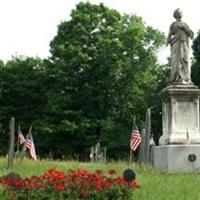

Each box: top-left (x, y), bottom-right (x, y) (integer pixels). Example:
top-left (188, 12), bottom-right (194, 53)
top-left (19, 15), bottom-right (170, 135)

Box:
top-left (166, 8), bottom-right (194, 83)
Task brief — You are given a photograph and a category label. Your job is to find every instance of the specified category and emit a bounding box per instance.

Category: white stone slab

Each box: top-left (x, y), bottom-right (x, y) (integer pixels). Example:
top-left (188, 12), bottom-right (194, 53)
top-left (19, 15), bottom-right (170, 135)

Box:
top-left (159, 84), bottom-right (200, 145)
top-left (154, 145), bottom-right (200, 172)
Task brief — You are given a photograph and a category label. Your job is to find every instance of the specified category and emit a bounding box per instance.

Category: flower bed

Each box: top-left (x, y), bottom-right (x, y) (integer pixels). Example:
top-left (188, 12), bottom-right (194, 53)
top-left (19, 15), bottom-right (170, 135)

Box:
top-left (0, 168), bottom-right (139, 199)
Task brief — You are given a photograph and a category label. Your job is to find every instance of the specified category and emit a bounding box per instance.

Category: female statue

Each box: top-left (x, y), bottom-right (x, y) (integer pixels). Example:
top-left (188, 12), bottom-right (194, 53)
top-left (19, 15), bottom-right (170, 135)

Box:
top-left (166, 8), bottom-right (194, 83)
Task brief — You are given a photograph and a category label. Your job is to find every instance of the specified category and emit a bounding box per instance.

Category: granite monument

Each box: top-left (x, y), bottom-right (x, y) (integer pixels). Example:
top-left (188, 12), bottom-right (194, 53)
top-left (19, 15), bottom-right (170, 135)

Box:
top-left (154, 9), bottom-right (200, 172)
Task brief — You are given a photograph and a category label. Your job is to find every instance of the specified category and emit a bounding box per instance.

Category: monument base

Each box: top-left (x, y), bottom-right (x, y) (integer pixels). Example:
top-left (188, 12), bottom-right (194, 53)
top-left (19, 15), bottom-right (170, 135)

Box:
top-left (154, 145), bottom-right (200, 172)
top-left (160, 84), bottom-right (200, 145)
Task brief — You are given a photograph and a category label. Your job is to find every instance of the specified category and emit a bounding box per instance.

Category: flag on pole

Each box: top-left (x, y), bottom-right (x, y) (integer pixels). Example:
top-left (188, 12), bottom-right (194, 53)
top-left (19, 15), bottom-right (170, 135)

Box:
top-left (25, 127), bottom-right (37, 160)
top-left (130, 120), bottom-right (142, 151)
top-left (18, 126), bottom-right (26, 144)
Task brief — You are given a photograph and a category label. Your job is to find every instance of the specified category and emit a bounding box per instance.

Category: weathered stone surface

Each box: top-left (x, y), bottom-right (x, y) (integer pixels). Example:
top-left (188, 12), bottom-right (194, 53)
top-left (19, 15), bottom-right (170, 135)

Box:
top-left (166, 8), bottom-right (194, 83)
top-left (138, 129), bottom-right (145, 163)
top-left (154, 145), bottom-right (200, 172)
top-left (154, 9), bottom-right (199, 172)
top-left (159, 84), bottom-right (200, 145)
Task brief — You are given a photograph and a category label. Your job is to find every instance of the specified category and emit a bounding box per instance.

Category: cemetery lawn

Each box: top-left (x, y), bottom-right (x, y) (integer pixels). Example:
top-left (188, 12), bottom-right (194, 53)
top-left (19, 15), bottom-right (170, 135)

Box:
top-left (0, 157), bottom-right (200, 200)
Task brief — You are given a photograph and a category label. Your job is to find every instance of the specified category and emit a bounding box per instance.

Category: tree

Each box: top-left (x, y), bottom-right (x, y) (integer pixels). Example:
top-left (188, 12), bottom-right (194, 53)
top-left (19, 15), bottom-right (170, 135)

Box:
top-left (0, 2), bottom-right (166, 159)
top-left (0, 56), bottom-right (46, 155)
top-left (47, 2), bottom-right (165, 158)
top-left (192, 30), bottom-right (200, 87)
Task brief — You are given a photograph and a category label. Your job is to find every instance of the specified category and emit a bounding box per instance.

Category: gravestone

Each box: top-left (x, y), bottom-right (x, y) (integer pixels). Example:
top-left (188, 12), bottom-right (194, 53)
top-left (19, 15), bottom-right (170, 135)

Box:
top-left (138, 109), bottom-right (152, 164)
top-left (7, 117), bottom-right (15, 169)
top-left (90, 143), bottom-right (106, 163)
top-left (138, 129), bottom-right (145, 163)
top-left (95, 142), bottom-right (101, 162)
top-left (90, 147), bottom-right (95, 162)
top-left (154, 9), bottom-right (200, 172)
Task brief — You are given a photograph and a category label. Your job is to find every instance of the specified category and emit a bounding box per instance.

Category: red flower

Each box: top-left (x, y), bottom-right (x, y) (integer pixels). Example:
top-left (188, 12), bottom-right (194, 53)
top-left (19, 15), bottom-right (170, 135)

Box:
top-left (95, 169), bottom-right (103, 175)
top-left (96, 176), bottom-right (103, 191)
top-left (108, 169), bottom-right (116, 175)
top-left (55, 184), bottom-right (65, 191)
top-left (0, 166), bottom-right (140, 199)
top-left (129, 180), bottom-right (140, 188)
top-left (103, 180), bottom-right (112, 188)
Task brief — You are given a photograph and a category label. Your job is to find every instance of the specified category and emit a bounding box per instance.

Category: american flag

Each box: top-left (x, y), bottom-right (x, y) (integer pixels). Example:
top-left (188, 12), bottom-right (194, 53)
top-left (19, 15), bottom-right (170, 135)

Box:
top-left (130, 121), bottom-right (142, 151)
top-left (18, 126), bottom-right (26, 144)
top-left (25, 130), bottom-right (37, 160)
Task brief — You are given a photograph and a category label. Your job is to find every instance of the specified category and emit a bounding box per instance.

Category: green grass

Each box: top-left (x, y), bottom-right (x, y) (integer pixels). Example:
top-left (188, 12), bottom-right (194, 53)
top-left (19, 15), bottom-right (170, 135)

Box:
top-left (0, 157), bottom-right (200, 200)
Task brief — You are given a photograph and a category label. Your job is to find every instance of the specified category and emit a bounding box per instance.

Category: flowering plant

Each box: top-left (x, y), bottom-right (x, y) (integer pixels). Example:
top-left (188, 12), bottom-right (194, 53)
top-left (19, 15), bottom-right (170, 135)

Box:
top-left (0, 167), bottom-right (139, 200)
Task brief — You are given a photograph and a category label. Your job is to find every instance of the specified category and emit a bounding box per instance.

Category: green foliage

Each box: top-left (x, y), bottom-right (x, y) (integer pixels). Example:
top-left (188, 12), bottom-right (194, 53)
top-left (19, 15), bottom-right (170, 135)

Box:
top-left (0, 56), bottom-right (46, 154)
top-left (192, 30), bottom-right (200, 62)
top-left (47, 2), bottom-right (165, 158)
top-left (0, 2), bottom-right (166, 159)
top-left (192, 30), bottom-right (200, 87)
top-left (1, 57), bottom-right (45, 122)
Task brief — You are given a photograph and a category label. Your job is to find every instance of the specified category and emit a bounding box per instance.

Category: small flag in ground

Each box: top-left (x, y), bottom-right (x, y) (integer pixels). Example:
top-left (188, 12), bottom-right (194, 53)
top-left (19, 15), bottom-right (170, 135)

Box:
top-left (130, 121), bottom-right (142, 151)
top-left (25, 128), bottom-right (37, 160)
top-left (186, 130), bottom-right (190, 145)
top-left (18, 126), bottom-right (26, 144)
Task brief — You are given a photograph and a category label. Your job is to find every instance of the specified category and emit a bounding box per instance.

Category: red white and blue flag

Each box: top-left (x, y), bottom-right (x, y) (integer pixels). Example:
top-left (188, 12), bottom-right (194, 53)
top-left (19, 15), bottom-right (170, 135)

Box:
top-left (130, 121), bottom-right (142, 151)
top-left (25, 127), bottom-right (37, 160)
top-left (18, 126), bottom-right (26, 144)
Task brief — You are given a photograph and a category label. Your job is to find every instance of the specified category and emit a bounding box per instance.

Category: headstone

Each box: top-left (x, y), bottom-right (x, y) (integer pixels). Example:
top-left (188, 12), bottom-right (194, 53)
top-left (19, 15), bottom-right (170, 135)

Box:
top-left (95, 142), bottom-right (101, 162)
top-left (7, 117), bottom-right (15, 169)
top-left (90, 147), bottom-right (95, 162)
top-left (138, 129), bottom-right (146, 163)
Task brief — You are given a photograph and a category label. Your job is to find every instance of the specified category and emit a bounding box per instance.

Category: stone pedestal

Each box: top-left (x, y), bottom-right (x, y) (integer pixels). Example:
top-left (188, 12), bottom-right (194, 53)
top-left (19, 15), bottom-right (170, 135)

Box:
top-left (154, 145), bottom-right (200, 172)
top-left (154, 84), bottom-right (200, 172)
top-left (159, 84), bottom-right (200, 145)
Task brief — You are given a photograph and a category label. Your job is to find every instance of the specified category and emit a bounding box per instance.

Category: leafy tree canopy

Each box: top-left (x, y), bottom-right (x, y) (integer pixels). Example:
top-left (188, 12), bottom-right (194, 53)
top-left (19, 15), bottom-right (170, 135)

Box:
top-left (192, 30), bottom-right (200, 87)
top-left (47, 2), bottom-right (165, 158)
top-left (0, 2), bottom-right (166, 159)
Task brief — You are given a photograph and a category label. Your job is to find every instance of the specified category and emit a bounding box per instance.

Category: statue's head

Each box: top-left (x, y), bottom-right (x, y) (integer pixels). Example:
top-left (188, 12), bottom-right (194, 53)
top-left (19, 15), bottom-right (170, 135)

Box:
top-left (173, 8), bottom-right (183, 20)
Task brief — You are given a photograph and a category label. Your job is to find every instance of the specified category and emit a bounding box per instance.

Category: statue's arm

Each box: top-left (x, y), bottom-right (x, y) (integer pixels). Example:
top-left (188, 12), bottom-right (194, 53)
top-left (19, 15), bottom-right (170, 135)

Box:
top-left (181, 23), bottom-right (194, 39)
top-left (188, 29), bottom-right (194, 39)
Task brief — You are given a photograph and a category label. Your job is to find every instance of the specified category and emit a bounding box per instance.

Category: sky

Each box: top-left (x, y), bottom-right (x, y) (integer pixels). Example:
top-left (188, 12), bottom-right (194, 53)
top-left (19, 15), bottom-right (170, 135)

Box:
top-left (0, 0), bottom-right (199, 63)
